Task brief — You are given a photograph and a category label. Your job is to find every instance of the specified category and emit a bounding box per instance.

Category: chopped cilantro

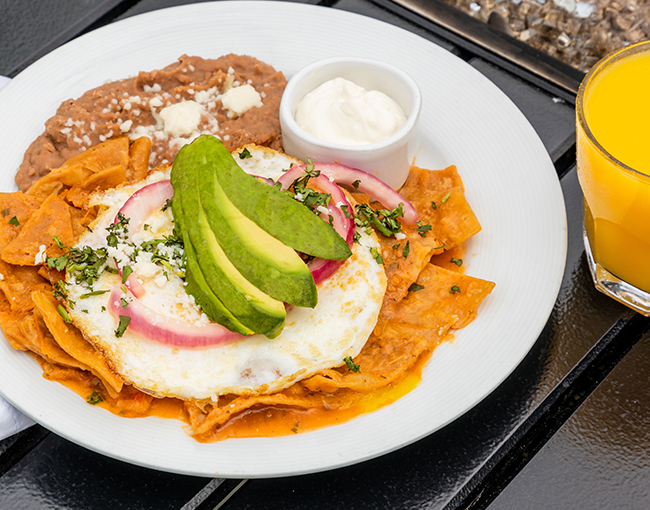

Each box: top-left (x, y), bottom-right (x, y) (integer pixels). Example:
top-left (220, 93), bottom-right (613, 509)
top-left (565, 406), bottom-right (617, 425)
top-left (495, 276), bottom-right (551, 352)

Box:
top-left (57, 304), bottom-right (72, 324)
top-left (121, 265), bottom-right (133, 284)
top-left (287, 165), bottom-right (332, 214)
top-left (370, 247), bottom-right (383, 264)
top-left (52, 281), bottom-right (68, 300)
top-left (8, 216), bottom-right (19, 226)
top-left (354, 202), bottom-right (404, 237)
top-left (86, 391), bottom-right (103, 405)
top-left (450, 285), bottom-right (461, 294)
top-left (451, 257), bottom-right (463, 267)
top-left (431, 201), bottom-right (437, 210)
top-left (47, 242), bottom-right (109, 286)
top-left (351, 179), bottom-right (361, 190)
top-left (115, 315), bottom-right (131, 337)
top-left (344, 356), bottom-right (360, 372)
top-left (402, 240), bottom-right (410, 258)
top-left (162, 199), bottom-right (173, 212)
top-left (106, 213), bottom-right (130, 248)
top-left (416, 221), bottom-right (432, 237)
top-left (239, 147), bottom-right (252, 159)
top-left (408, 283), bottom-right (425, 293)
top-left (120, 297), bottom-right (129, 309)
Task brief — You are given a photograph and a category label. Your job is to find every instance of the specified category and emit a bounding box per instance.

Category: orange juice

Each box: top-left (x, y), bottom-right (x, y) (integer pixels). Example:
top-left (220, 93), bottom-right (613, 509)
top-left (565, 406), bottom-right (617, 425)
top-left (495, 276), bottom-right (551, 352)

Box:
top-left (576, 40), bottom-right (650, 294)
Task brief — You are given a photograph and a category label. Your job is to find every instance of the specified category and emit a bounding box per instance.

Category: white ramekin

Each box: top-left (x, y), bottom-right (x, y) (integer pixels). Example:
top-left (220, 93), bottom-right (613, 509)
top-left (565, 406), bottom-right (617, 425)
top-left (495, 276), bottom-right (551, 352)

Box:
top-left (279, 57), bottom-right (422, 190)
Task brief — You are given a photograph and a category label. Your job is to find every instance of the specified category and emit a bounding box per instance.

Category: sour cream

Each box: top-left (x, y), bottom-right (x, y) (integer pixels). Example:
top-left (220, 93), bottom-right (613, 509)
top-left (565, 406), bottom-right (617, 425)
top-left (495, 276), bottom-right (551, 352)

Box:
top-left (294, 77), bottom-right (407, 145)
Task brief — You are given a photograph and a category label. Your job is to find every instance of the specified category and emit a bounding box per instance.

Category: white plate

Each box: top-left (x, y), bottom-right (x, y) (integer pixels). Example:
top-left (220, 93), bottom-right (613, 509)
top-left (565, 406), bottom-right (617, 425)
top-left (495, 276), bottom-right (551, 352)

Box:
top-left (0, 1), bottom-right (567, 477)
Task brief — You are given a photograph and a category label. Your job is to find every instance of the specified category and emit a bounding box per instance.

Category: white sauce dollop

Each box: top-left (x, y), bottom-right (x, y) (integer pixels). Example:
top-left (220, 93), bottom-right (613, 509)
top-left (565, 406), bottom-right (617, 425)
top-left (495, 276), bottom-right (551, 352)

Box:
top-left (294, 77), bottom-right (407, 145)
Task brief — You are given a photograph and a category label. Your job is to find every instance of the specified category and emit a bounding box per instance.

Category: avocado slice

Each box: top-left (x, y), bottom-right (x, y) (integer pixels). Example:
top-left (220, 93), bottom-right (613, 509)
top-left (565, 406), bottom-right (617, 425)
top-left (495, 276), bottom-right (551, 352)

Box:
top-left (197, 167), bottom-right (317, 308)
top-left (183, 237), bottom-right (255, 336)
top-left (171, 173), bottom-right (255, 335)
top-left (171, 148), bottom-right (286, 338)
top-left (192, 135), bottom-right (351, 261)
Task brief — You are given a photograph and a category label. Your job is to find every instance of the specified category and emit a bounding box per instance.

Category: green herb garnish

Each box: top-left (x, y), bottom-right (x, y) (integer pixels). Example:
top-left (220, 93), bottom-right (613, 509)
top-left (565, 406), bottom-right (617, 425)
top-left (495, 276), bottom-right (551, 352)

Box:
top-left (86, 392), bottom-right (103, 405)
top-left (121, 265), bottom-right (133, 284)
top-left (57, 304), bottom-right (72, 324)
top-left (344, 356), bottom-right (360, 372)
top-left (115, 315), bottom-right (131, 337)
top-left (416, 221), bottom-right (432, 237)
top-left (402, 240), bottom-right (410, 258)
top-left (354, 203), bottom-right (404, 238)
top-left (408, 283), bottom-right (425, 293)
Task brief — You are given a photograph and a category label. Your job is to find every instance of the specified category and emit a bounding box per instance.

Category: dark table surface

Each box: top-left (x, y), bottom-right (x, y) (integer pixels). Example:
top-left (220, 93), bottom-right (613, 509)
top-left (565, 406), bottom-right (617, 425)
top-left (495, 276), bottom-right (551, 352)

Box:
top-left (1, 1), bottom-right (649, 509)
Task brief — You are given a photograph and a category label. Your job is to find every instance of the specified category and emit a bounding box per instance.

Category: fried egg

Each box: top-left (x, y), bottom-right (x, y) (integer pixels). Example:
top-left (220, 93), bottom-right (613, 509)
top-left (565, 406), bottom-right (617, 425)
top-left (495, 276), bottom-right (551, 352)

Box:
top-left (66, 147), bottom-right (387, 400)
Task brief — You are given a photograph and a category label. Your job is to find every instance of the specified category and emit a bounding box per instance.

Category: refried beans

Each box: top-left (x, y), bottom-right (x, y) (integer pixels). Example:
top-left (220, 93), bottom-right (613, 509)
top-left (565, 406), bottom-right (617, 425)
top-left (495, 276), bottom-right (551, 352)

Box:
top-left (16, 54), bottom-right (287, 191)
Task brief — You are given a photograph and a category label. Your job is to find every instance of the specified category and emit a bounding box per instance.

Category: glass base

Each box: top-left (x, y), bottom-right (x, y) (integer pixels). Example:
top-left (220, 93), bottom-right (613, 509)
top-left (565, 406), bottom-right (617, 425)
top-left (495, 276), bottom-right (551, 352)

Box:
top-left (584, 227), bottom-right (650, 316)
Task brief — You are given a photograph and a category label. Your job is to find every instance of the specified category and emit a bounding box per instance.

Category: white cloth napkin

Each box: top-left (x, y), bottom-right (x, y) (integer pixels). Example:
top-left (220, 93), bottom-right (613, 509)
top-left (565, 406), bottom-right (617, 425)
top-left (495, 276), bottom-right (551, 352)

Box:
top-left (0, 74), bottom-right (36, 440)
top-left (0, 396), bottom-right (34, 441)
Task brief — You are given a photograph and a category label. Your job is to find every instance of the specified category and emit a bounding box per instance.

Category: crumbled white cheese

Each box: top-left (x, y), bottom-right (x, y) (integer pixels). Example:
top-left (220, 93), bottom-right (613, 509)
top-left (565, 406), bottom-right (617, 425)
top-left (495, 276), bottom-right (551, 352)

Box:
top-left (394, 232), bottom-right (407, 240)
top-left (120, 120), bottom-right (133, 133)
top-left (159, 101), bottom-right (203, 137)
top-left (144, 83), bottom-right (162, 93)
top-left (34, 244), bottom-right (47, 265)
top-left (221, 84), bottom-right (262, 115)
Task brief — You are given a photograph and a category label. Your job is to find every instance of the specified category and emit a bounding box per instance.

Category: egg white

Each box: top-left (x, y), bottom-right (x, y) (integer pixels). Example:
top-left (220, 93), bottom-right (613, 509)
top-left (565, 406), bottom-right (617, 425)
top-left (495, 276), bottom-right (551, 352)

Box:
top-left (67, 147), bottom-right (387, 400)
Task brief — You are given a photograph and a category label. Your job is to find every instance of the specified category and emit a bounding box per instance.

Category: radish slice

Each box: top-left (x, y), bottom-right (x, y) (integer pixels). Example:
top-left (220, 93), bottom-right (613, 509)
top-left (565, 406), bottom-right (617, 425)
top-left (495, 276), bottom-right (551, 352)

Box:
top-left (278, 163), bottom-right (418, 225)
top-left (113, 180), bottom-right (174, 299)
top-left (107, 286), bottom-right (245, 348)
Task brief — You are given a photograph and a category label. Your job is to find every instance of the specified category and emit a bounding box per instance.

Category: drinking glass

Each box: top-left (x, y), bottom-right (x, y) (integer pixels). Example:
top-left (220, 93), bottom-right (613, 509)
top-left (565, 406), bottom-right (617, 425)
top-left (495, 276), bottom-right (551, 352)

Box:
top-left (576, 40), bottom-right (650, 315)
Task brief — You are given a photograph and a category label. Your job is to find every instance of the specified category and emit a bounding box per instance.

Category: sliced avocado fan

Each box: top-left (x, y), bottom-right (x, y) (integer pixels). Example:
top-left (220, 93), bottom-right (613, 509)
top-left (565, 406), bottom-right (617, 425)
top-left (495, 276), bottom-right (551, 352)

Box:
top-left (170, 135), bottom-right (351, 338)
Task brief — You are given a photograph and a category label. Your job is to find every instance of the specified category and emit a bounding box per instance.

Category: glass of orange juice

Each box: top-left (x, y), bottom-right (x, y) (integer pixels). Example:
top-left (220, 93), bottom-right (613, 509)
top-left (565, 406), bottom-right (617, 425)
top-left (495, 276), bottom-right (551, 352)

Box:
top-left (576, 40), bottom-right (650, 315)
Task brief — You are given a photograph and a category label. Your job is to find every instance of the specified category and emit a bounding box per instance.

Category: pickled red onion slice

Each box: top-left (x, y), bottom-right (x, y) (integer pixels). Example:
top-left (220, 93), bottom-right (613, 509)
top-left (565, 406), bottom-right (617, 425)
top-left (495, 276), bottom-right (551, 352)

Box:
top-left (115, 179), bottom-right (174, 234)
top-left (113, 179), bottom-right (174, 298)
top-left (276, 166), bottom-right (356, 285)
top-left (278, 163), bottom-right (418, 225)
top-left (107, 286), bottom-right (244, 348)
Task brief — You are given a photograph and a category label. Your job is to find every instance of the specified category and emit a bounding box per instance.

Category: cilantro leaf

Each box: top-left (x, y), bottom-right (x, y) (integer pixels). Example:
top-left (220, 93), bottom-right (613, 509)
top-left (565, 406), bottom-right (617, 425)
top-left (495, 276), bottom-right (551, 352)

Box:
top-left (115, 315), bottom-right (131, 337)
top-left (402, 240), bottom-right (410, 258)
top-left (344, 356), bottom-right (360, 372)
top-left (408, 283), bottom-right (425, 293)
